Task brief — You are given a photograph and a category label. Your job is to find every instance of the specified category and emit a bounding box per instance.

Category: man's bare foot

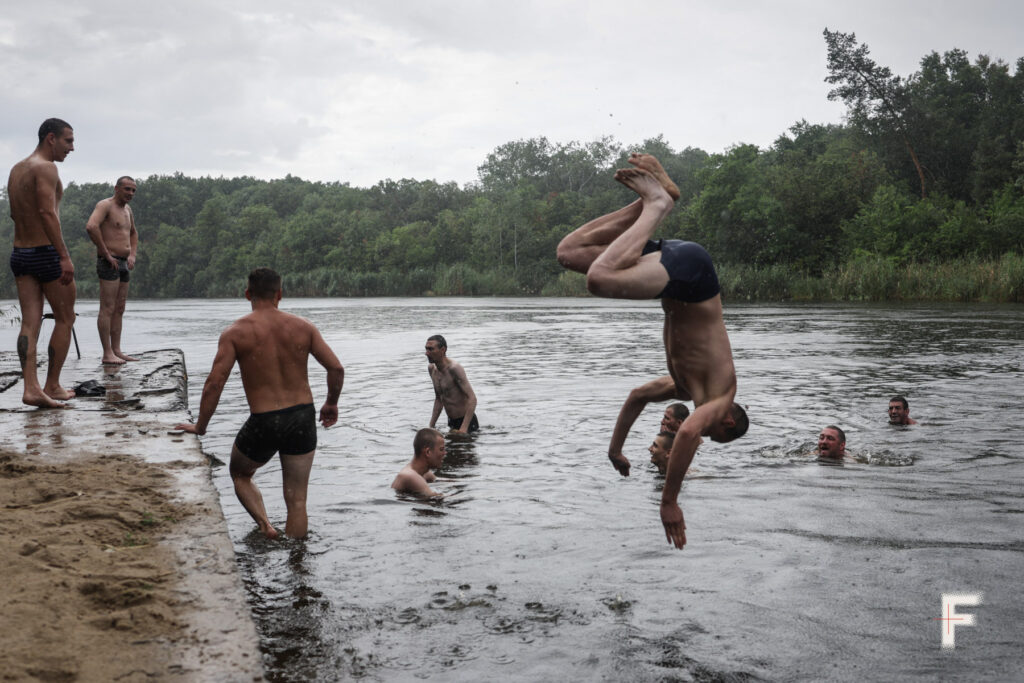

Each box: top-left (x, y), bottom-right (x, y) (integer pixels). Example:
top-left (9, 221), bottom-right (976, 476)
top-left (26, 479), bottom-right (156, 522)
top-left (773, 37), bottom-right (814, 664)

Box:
top-left (614, 168), bottom-right (673, 207)
top-left (114, 351), bottom-right (139, 362)
top-left (102, 356), bottom-right (126, 365)
top-left (260, 523), bottom-right (280, 540)
top-left (23, 389), bottom-right (69, 409)
top-left (44, 386), bottom-right (75, 400)
top-left (628, 153), bottom-right (681, 201)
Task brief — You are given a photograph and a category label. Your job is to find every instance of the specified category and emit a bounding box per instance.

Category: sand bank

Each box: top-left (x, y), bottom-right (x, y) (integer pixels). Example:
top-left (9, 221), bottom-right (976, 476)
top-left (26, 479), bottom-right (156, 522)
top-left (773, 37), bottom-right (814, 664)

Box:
top-left (0, 349), bottom-right (263, 682)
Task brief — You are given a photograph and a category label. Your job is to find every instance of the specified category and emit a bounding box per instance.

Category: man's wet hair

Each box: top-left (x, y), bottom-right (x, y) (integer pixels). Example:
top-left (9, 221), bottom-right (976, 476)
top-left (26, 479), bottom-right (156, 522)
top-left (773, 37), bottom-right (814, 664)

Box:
top-left (427, 334), bottom-right (447, 349)
top-left (889, 395), bottom-right (909, 410)
top-left (716, 402), bottom-right (749, 443)
top-left (656, 430), bottom-right (676, 448)
top-left (38, 118), bottom-right (72, 144)
top-left (414, 427), bottom-right (443, 455)
top-left (823, 424), bottom-right (846, 444)
top-left (667, 403), bottom-right (690, 421)
top-left (116, 175), bottom-right (136, 187)
top-left (247, 267), bottom-right (282, 300)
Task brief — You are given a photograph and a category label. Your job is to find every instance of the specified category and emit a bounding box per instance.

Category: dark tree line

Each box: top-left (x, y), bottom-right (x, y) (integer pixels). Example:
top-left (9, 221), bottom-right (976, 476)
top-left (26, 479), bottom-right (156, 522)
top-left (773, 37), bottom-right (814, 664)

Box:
top-left (2, 31), bottom-right (1022, 299)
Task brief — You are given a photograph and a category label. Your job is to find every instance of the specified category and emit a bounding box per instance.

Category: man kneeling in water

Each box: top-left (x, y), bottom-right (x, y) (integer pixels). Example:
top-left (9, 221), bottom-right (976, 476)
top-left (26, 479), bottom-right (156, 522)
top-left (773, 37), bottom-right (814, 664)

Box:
top-left (392, 428), bottom-right (447, 498)
top-left (557, 153), bottom-right (748, 549)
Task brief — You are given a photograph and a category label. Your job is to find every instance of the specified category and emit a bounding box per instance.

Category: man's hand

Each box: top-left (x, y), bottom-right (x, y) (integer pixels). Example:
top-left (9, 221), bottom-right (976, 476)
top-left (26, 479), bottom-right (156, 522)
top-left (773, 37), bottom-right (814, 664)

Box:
top-left (175, 422), bottom-right (205, 435)
top-left (126, 255), bottom-right (136, 270)
top-left (319, 402), bottom-right (338, 427)
top-left (660, 501), bottom-right (687, 549)
top-left (608, 451), bottom-right (631, 477)
top-left (105, 254), bottom-right (118, 270)
top-left (59, 255), bottom-right (74, 285)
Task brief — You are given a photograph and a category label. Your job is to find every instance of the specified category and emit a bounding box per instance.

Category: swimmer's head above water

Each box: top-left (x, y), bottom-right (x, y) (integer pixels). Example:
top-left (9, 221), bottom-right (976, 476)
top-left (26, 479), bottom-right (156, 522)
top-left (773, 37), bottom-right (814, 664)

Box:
top-left (817, 425), bottom-right (846, 460)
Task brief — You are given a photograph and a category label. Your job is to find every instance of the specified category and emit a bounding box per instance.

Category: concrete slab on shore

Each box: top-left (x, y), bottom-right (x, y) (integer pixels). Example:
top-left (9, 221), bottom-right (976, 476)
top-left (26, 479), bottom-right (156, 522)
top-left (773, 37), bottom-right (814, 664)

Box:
top-left (0, 349), bottom-right (264, 681)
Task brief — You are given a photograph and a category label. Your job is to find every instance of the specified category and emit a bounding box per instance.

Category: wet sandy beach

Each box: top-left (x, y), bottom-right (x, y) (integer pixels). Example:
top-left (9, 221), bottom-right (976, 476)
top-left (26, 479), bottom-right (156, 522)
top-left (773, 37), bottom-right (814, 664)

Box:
top-left (0, 349), bottom-right (263, 681)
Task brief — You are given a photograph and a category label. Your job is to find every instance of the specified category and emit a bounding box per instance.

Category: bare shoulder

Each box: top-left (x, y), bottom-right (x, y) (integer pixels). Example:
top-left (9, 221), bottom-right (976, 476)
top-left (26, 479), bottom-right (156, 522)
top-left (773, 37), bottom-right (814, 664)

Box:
top-left (278, 310), bottom-right (320, 336)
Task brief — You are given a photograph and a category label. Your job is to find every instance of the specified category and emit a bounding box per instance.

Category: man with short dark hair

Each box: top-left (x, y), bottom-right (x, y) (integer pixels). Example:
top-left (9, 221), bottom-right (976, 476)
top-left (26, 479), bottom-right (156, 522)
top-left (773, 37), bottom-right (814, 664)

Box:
top-left (392, 427), bottom-right (447, 497)
top-left (888, 396), bottom-right (918, 425)
top-left (557, 153), bottom-right (747, 548)
top-left (175, 268), bottom-right (344, 539)
top-left (425, 334), bottom-right (479, 433)
top-left (817, 425), bottom-right (846, 460)
top-left (6, 118), bottom-right (77, 407)
top-left (86, 176), bottom-right (139, 364)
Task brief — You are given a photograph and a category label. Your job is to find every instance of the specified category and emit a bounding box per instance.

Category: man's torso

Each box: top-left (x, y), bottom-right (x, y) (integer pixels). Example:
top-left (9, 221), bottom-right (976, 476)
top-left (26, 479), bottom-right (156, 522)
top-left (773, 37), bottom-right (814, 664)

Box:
top-left (231, 309), bottom-right (316, 413)
top-left (7, 156), bottom-right (62, 247)
top-left (661, 296), bottom-right (736, 407)
top-left (95, 198), bottom-right (134, 257)
top-left (429, 361), bottom-right (470, 417)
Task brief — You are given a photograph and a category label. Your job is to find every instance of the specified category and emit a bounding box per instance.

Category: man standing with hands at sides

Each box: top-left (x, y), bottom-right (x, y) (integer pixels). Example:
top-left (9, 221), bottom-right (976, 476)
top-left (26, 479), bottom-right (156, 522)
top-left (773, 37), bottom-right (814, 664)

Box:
top-left (556, 153), bottom-right (748, 549)
top-left (392, 428), bottom-right (447, 497)
top-left (86, 176), bottom-right (139, 364)
top-left (6, 118), bottom-right (77, 408)
top-left (425, 334), bottom-right (479, 433)
top-left (176, 268), bottom-right (344, 539)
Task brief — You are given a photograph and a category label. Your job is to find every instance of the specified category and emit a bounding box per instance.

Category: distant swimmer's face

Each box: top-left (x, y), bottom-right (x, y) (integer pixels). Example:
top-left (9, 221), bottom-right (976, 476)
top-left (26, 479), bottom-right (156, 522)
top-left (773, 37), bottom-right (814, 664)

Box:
top-left (51, 128), bottom-right (74, 161)
top-left (817, 428), bottom-right (845, 459)
top-left (661, 408), bottom-right (682, 433)
top-left (426, 435), bottom-right (447, 469)
top-left (649, 436), bottom-right (670, 473)
top-left (424, 340), bottom-right (445, 364)
top-left (888, 401), bottom-right (909, 424)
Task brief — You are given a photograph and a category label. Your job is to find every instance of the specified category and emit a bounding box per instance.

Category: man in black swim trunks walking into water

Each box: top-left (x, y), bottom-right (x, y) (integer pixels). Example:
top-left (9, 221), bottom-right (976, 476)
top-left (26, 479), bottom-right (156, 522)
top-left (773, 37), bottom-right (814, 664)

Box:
top-left (557, 153), bottom-right (748, 549)
top-left (6, 118), bottom-right (78, 408)
top-left (176, 268), bottom-right (344, 539)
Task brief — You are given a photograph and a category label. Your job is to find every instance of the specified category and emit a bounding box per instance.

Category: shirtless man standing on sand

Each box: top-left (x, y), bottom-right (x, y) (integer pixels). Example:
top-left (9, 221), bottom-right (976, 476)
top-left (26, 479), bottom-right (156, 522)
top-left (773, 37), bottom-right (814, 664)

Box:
top-left (557, 153), bottom-right (748, 549)
top-left (6, 118), bottom-right (78, 408)
top-left (85, 176), bottom-right (139, 364)
top-left (425, 334), bottom-right (479, 434)
top-left (175, 268), bottom-right (344, 539)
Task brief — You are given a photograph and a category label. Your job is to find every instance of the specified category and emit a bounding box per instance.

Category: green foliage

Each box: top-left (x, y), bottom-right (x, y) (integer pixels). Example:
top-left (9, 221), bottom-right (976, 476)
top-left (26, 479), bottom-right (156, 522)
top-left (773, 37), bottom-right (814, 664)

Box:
top-left (2, 35), bottom-right (1023, 304)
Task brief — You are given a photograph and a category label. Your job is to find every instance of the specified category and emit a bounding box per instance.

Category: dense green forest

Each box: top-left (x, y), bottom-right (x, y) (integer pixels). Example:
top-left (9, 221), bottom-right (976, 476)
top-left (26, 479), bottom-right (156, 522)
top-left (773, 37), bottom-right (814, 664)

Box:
top-left (3, 31), bottom-right (1023, 301)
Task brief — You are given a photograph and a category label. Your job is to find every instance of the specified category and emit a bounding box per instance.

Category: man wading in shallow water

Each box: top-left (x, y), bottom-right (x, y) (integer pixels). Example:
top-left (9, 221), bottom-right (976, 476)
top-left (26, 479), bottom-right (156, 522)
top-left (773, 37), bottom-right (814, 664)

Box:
top-left (557, 153), bottom-right (748, 549)
top-left (176, 268), bottom-right (344, 539)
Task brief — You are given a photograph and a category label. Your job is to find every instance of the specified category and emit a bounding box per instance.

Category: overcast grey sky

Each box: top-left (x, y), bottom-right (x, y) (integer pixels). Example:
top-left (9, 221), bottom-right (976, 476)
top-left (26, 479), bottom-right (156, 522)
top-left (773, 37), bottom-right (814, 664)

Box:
top-left (3, 1), bottom-right (1021, 189)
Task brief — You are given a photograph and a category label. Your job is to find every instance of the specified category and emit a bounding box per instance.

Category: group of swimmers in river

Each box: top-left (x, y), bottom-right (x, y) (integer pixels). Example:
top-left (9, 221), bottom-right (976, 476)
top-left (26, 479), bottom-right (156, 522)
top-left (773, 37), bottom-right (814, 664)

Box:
top-left (9, 117), bottom-right (911, 549)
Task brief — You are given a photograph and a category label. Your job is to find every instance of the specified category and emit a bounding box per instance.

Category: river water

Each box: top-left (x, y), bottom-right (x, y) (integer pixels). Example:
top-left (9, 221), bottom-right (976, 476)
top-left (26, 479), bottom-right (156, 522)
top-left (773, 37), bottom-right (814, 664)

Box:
top-left (5, 297), bottom-right (1023, 681)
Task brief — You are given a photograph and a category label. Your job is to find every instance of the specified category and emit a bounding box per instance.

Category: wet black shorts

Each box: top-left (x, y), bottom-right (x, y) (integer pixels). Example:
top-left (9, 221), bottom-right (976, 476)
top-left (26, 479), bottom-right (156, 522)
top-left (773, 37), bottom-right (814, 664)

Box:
top-left (97, 256), bottom-right (130, 282)
top-left (642, 239), bottom-right (720, 303)
top-left (234, 403), bottom-right (317, 464)
top-left (10, 246), bottom-right (61, 283)
top-left (447, 414), bottom-right (479, 433)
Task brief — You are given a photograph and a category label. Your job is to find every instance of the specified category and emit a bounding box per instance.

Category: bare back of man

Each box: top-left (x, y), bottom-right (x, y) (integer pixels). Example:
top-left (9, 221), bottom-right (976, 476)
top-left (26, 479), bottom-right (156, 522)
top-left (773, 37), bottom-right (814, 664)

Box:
top-left (230, 309), bottom-right (319, 412)
top-left (176, 269), bottom-right (344, 539)
top-left (86, 177), bottom-right (139, 364)
top-left (7, 120), bottom-right (77, 408)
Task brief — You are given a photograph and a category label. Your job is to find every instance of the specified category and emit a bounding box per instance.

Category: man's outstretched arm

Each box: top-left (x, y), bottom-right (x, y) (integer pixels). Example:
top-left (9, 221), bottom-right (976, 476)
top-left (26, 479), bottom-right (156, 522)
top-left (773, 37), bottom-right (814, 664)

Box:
top-left (607, 375), bottom-right (679, 476)
top-left (175, 329), bottom-right (237, 435)
top-left (659, 397), bottom-right (729, 549)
